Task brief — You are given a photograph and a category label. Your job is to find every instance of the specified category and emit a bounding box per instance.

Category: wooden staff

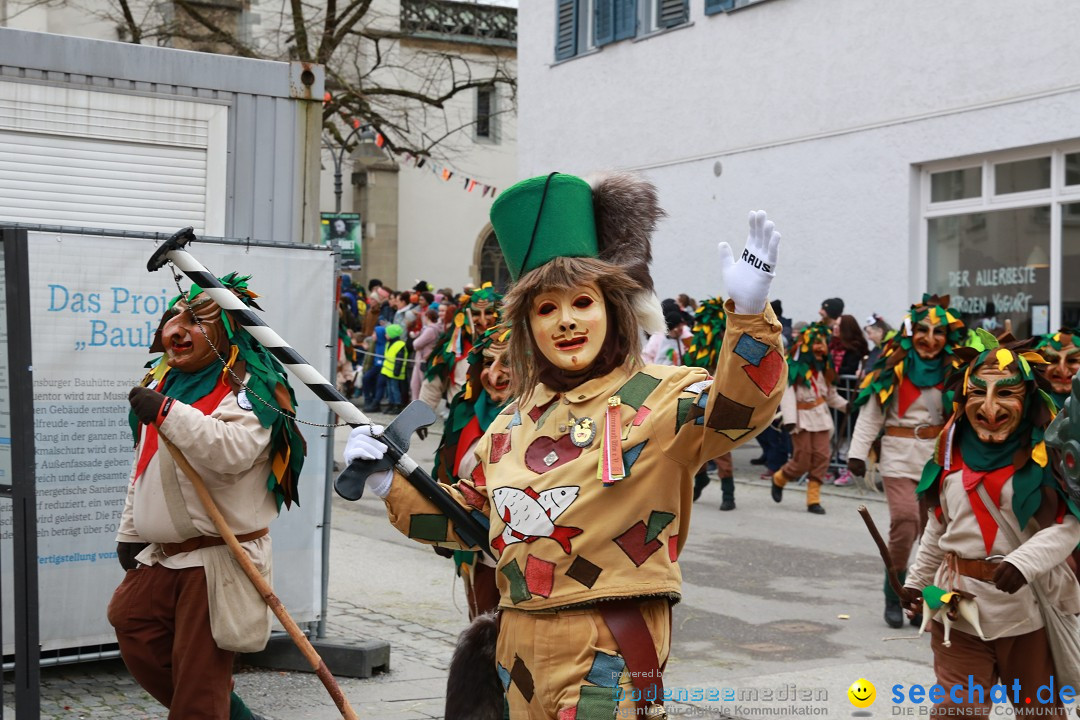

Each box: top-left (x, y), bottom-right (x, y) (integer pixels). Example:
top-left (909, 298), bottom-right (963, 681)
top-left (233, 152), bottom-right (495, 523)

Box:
top-left (158, 433), bottom-right (359, 720)
top-left (857, 505), bottom-right (906, 601)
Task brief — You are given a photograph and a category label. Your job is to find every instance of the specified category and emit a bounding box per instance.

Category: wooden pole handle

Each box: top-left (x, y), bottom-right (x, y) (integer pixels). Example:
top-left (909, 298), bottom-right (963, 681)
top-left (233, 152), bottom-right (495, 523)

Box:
top-left (159, 433), bottom-right (359, 720)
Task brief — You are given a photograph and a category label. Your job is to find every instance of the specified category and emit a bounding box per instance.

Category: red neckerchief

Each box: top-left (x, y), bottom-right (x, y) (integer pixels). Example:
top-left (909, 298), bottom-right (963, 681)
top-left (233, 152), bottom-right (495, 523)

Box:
top-left (134, 376), bottom-right (233, 483)
top-left (897, 375), bottom-right (943, 419)
top-left (959, 450), bottom-right (1013, 556)
top-left (453, 415), bottom-right (483, 478)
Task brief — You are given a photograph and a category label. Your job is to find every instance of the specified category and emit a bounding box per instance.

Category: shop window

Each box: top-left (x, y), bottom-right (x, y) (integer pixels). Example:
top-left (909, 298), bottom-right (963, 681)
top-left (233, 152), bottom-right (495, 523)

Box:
top-left (930, 167), bottom-right (981, 203)
top-left (1063, 202), bottom-right (1080, 329)
top-left (1066, 152), bottom-right (1080, 187)
top-left (994, 156), bottom-right (1051, 195)
top-left (928, 206), bottom-right (1050, 338)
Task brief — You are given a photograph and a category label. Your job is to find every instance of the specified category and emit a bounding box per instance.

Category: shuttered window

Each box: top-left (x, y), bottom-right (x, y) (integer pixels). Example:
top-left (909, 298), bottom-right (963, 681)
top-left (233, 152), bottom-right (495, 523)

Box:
top-left (594, 0), bottom-right (615, 46)
top-left (614, 0), bottom-right (638, 40)
top-left (555, 0), bottom-right (580, 60)
top-left (0, 131), bottom-right (207, 232)
top-left (657, 0), bottom-right (689, 27)
top-left (705, 0), bottom-right (735, 14)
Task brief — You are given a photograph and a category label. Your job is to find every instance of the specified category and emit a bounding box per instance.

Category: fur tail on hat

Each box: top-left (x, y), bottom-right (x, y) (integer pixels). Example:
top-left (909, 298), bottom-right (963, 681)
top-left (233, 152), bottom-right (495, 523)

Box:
top-left (636, 292), bottom-right (665, 336)
top-left (588, 172), bottom-right (665, 294)
top-left (445, 612), bottom-right (503, 720)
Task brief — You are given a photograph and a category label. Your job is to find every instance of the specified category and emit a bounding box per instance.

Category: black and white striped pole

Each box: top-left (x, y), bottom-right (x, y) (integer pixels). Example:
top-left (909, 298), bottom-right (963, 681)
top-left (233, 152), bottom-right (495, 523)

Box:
top-left (147, 228), bottom-right (493, 557)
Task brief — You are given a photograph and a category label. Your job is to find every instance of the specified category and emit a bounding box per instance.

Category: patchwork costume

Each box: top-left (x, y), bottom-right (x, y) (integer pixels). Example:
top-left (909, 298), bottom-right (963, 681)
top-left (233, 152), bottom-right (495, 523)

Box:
top-left (108, 274), bottom-right (304, 719)
top-left (905, 332), bottom-right (1079, 717)
top-left (849, 295), bottom-right (966, 628)
top-left (345, 173), bottom-right (785, 719)
top-left (772, 322), bottom-right (847, 514)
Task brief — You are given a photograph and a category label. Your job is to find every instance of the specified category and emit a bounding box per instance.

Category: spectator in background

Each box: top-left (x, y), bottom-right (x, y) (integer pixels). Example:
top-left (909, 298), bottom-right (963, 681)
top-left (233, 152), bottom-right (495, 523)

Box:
top-left (363, 278), bottom-right (384, 336)
top-left (642, 307), bottom-right (692, 366)
top-left (863, 313), bottom-right (895, 370)
top-left (771, 299), bottom-right (793, 348)
top-left (831, 315), bottom-right (869, 377)
top-left (409, 307), bottom-right (442, 405)
top-left (820, 297), bottom-right (844, 331)
top-left (362, 325), bottom-right (388, 411)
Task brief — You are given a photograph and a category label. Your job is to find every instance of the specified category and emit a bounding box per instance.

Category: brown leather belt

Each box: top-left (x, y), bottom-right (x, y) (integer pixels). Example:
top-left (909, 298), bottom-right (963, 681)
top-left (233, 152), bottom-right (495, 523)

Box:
top-left (599, 599), bottom-right (667, 717)
top-left (796, 398), bottom-right (825, 410)
top-left (885, 424), bottom-right (945, 440)
top-left (950, 554), bottom-right (1000, 583)
top-left (159, 528), bottom-right (268, 557)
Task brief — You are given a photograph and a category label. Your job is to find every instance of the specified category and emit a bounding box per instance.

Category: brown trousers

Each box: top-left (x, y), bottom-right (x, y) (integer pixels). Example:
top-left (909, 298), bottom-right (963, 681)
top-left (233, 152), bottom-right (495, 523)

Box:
top-left (107, 564), bottom-right (234, 719)
top-left (464, 561), bottom-right (501, 620)
top-left (883, 475), bottom-right (921, 570)
top-left (929, 623), bottom-right (1067, 717)
top-left (714, 452), bottom-right (733, 478)
top-left (779, 429), bottom-right (831, 485)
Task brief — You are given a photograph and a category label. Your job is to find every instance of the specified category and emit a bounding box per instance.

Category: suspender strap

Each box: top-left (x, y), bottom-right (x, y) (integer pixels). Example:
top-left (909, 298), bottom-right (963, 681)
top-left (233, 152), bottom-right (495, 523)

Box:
top-left (598, 599), bottom-right (665, 713)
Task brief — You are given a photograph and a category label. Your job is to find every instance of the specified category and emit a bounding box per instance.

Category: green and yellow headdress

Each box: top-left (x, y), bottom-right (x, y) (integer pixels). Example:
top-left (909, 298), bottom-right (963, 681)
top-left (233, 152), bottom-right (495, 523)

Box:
top-left (685, 297), bottom-right (727, 370)
top-left (786, 321), bottom-right (834, 388)
top-left (916, 330), bottom-right (1066, 528)
top-left (425, 283), bottom-right (502, 384)
top-left (855, 294), bottom-right (967, 410)
top-left (133, 272), bottom-right (306, 510)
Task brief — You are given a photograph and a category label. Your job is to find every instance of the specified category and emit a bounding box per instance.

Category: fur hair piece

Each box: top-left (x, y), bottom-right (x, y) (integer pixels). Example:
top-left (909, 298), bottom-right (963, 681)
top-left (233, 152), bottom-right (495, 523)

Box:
top-left (444, 612), bottom-right (504, 720)
top-left (588, 172), bottom-right (665, 293)
top-left (635, 291), bottom-right (665, 336)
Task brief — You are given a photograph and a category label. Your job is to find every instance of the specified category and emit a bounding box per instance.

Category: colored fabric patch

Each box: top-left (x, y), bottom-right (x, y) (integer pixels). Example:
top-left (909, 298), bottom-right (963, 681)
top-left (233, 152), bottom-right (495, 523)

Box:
top-left (524, 434), bottom-right (583, 474)
top-left (898, 374), bottom-right (921, 419)
top-left (510, 655), bottom-right (535, 702)
top-left (507, 409), bottom-right (523, 428)
top-left (614, 521), bottom-right (663, 567)
top-left (576, 685), bottom-right (618, 720)
top-left (585, 651), bottom-right (625, 688)
top-left (683, 378), bottom-right (713, 395)
top-left (708, 393), bottom-right (754, 431)
top-left (734, 334), bottom-right (770, 366)
top-left (408, 514), bottom-right (447, 542)
top-left (743, 349), bottom-right (784, 395)
top-left (490, 432), bottom-right (512, 464)
top-left (633, 405), bottom-right (652, 426)
top-left (469, 509), bottom-right (490, 533)
top-left (501, 402), bottom-right (518, 416)
top-left (558, 708), bottom-right (577, 720)
top-left (622, 441), bottom-right (647, 477)
top-left (525, 554), bottom-right (556, 598)
top-left (645, 511), bottom-right (675, 543)
top-left (497, 662), bottom-right (511, 691)
top-left (459, 482), bottom-right (486, 510)
top-left (471, 462), bottom-right (487, 487)
top-left (529, 396), bottom-right (560, 426)
top-left (501, 559), bottom-right (533, 604)
top-left (718, 428), bottom-right (753, 442)
top-left (668, 535), bottom-right (678, 562)
top-left (617, 373), bottom-right (662, 410)
top-left (566, 556), bottom-right (602, 588)
top-left (675, 397), bottom-right (694, 433)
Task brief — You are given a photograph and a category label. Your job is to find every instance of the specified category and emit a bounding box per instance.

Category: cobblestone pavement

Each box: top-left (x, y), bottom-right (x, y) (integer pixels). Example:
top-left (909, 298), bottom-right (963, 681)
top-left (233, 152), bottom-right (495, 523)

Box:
top-left (4, 412), bottom-right (894, 720)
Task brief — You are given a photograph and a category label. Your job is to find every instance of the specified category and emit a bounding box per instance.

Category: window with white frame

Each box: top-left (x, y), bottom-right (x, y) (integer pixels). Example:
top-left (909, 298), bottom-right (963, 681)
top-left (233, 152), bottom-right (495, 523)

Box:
top-left (476, 84), bottom-right (496, 142)
top-left (922, 144), bottom-right (1080, 338)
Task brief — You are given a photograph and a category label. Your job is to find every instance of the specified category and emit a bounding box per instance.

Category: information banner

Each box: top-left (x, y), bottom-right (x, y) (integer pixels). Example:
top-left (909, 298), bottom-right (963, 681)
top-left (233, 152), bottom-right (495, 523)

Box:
top-left (2, 231), bottom-right (335, 653)
top-left (320, 213), bottom-right (361, 268)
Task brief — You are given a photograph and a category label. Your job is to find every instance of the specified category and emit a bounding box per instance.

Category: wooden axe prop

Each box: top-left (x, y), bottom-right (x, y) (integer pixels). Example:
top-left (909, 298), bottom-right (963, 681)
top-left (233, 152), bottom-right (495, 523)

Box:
top-left (858, 505), bottom-right (906, 600)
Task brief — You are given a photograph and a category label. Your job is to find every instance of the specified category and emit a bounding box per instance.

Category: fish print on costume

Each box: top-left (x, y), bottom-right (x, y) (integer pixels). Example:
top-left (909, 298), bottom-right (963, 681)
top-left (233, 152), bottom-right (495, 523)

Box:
top-left (491, 485), bottom-right (583, 555)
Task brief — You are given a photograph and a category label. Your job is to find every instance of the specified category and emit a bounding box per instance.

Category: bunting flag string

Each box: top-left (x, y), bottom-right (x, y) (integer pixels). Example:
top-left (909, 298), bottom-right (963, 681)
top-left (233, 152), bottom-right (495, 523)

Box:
top-left (398, 150), bottom-right (498, 199)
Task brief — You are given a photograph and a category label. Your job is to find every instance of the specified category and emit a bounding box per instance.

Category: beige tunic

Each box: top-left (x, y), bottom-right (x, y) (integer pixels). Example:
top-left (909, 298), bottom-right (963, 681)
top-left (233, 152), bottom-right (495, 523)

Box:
top-left (779, 370), bottom-right (847, 433)
top-left (115, 380), bottom-right (276, 570)
top-left (848, 385), bottom-right (944, 480)
top-left (905, 468), bottom-right (1080, 640)
top-left (382, 304), bottom-right (785, 611)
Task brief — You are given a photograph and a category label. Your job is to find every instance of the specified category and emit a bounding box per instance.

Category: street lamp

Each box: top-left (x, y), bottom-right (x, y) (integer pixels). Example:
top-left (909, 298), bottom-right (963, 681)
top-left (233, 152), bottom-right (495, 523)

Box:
top-left (323, 120), bottom-right (377, 214)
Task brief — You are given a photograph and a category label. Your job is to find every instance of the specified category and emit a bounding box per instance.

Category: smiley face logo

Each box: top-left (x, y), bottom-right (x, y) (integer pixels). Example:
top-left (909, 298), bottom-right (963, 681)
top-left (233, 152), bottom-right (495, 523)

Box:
top-left (847, 678), bottom-right (876, 708)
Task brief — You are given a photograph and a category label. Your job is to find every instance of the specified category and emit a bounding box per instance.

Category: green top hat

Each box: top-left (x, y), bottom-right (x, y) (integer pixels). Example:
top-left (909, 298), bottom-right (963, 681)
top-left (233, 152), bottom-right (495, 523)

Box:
top-left (489, 173), bottom-right (598, 281)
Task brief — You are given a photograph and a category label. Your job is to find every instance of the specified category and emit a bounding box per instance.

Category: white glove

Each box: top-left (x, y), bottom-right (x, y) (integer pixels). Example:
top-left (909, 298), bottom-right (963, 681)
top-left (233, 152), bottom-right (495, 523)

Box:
top-left (719, 210), bottom-right (781, 315)
top-left (343, 425), bottom-right (394, 498)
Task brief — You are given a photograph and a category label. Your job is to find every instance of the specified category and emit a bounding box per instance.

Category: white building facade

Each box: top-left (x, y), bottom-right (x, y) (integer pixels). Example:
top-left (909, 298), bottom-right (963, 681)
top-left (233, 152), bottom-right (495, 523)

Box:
top-left (519, 0), bottom-right (1080, 335)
